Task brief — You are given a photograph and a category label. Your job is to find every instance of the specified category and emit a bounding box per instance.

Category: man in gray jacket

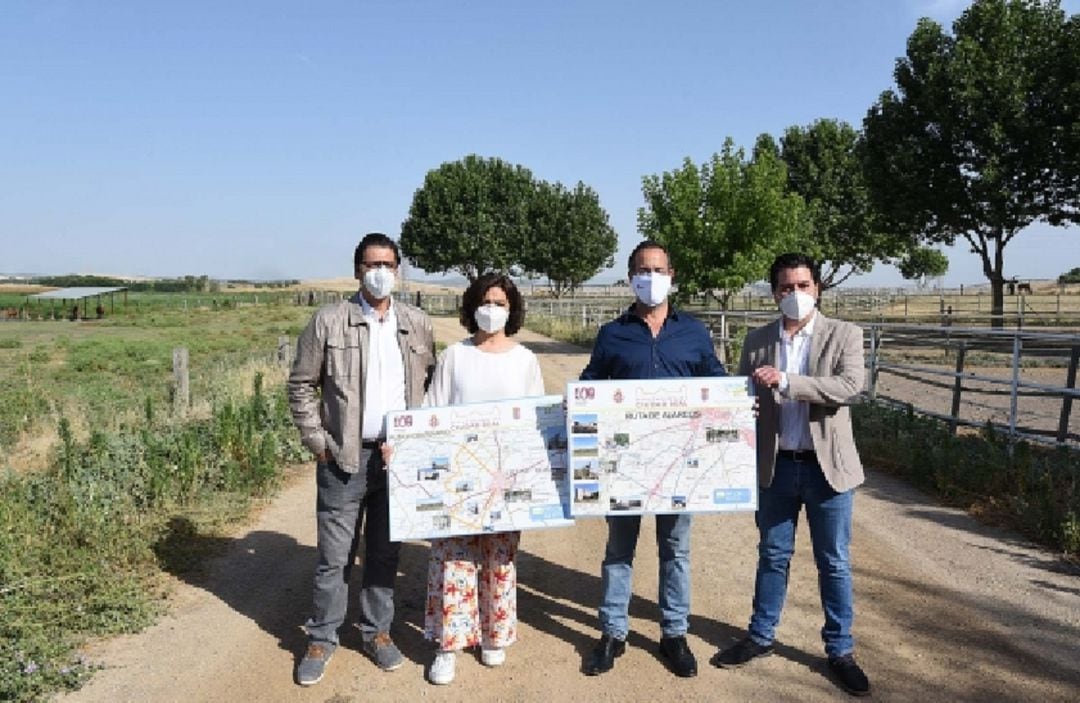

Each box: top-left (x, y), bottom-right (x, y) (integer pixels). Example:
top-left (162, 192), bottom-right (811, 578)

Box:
top-left (712, 253), bottom-right (870, 697)
top-left (288, 232), bottom-right (435, 686)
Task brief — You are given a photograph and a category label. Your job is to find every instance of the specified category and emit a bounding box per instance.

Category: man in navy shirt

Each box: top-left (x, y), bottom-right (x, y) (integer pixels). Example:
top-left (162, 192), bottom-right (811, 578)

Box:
top-left (580, 240), bottom-right (727, 679)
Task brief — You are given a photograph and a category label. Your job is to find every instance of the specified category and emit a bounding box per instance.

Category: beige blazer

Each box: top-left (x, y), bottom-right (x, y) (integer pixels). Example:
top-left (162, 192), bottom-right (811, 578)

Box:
top-left (738, 313), bottom-right (866, 493)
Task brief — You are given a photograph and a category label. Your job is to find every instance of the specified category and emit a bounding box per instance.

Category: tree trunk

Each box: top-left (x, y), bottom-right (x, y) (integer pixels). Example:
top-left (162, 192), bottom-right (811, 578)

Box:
top-left (989, 231), bottom-right (1006, 329)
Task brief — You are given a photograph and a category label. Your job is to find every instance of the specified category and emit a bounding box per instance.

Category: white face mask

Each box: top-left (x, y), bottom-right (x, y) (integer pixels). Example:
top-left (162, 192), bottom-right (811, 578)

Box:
top-left (779, 290), bottom-right (817, 321)
top-left (363, 267), bottom-right (396, 300)
top-left (630, 273), bottom-right (672, 307)
top-left (474, 304), bottom-right (509, 333)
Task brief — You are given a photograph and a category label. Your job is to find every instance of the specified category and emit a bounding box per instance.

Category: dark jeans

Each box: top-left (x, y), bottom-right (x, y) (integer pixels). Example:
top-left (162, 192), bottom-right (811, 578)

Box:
top-left (748, 454), bottom-right (855, 657)
top-left (305, 447), bottom-right (400, 645)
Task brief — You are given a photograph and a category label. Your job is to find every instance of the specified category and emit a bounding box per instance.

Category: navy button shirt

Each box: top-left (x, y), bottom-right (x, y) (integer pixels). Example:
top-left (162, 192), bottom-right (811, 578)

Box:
top-left (580, 306), bottom-right (727, 380)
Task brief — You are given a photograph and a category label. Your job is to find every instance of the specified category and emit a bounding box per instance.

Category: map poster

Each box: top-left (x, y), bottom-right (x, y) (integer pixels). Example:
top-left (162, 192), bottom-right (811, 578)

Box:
top-left (566, 378), bottom-right (757, 517)
top-left (386, 395), bottom-right (572, 541)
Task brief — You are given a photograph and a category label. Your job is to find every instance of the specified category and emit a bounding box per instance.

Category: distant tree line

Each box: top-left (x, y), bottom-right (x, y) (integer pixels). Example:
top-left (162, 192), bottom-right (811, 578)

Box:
top-left (32, 274), bottom-right (302, 293)
top-left (399, 1), bottom-right (1078, 325)
top-left (33, 274), bottom-right (223, 293)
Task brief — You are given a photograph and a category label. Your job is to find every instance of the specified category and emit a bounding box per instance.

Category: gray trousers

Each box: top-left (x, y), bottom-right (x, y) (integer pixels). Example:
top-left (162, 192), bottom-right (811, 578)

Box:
top-left (305, 447), bottom-right (400, 644)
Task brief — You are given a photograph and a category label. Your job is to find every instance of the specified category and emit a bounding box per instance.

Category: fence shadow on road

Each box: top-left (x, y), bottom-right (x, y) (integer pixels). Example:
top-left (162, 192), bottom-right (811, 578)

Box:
top-left (859, 471), bottom-right (1079, 580)
top-left (854, 566), bottom-right (1080, 700)
top-left (153, 518), bottom-right (839, 685)
top-left (519, 339), bottom-right (593, 356)
top-left (513, 548), bottom-right (825, 678)
top-left (152, 517), bottom-right (437, 671)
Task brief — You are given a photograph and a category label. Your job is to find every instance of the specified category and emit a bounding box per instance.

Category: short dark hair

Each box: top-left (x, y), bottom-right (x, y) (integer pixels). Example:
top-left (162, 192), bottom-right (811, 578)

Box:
top-left (769, 252), bottom-right (821, 291)
top-left (627, 239), bottom-right (671, 273)
top-left (459, 273), bottom-right (525, 336)
top-left (354, 232), bottom-right (401, 271)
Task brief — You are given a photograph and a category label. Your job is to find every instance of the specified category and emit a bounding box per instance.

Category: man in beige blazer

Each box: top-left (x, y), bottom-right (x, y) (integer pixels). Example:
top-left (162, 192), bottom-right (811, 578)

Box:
top-left (712, 253), bottom-right (870, 697)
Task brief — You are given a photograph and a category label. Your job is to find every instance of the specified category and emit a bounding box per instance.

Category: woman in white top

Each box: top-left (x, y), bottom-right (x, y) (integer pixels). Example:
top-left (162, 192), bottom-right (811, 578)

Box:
top-left (423, 273), bottom-right (545, 685)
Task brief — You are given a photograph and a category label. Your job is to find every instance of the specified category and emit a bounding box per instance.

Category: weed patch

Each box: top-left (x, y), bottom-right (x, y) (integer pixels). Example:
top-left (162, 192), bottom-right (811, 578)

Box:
top-left (854, 402), bottom-right (1080, 557)
top-left (0, 375), bottom-right (305, 702)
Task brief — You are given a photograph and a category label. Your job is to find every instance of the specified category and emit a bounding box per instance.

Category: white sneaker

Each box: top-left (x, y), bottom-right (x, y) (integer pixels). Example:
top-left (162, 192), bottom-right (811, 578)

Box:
top-left (429, 650), bottom-right (456, 685)
top-left (481, 647), bottom-right (506, 667)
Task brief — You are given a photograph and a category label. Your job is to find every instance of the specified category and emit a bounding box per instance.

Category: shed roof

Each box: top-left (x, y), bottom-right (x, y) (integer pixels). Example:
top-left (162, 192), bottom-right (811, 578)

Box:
top-left (28, 287), bottom-right (128, 300)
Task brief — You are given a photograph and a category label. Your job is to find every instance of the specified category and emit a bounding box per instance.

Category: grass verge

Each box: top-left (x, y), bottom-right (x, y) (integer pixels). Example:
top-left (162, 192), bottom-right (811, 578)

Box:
top-left (854, 402), bottom-right (1079, 559)
top-left (0, 373), bottom-right (305, 702)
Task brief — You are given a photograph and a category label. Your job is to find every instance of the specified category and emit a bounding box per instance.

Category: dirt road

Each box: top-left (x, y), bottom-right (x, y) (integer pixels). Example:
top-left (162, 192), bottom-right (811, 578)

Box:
top-left (65, 320), bottom-right (1080, 702)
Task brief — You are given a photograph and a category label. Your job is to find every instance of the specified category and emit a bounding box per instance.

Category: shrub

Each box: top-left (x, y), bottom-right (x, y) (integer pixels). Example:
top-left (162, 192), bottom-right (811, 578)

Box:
top-left (854, 402), bottom-right (1079, 556)
top-left (0, 376), bottom-right (305, 702)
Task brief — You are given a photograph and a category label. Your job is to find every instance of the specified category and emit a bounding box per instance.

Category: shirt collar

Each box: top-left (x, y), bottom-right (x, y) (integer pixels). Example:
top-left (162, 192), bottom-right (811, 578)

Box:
top-left (619, 303), bottom-right (680, 324)
top-left (779, 310), bottom-right (817, 341)
top-left (359, 294), bottom-right (395, 324)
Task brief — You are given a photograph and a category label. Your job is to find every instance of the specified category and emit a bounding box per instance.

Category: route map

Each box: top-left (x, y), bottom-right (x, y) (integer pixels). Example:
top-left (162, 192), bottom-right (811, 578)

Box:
top-left (386, 395), bottom-right (572, 541)
top-left (566, 378), bottom-right (757, 516)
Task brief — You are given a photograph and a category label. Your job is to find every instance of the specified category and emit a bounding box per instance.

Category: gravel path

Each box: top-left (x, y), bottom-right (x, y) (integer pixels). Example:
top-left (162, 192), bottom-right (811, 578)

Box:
top-left (63, 320), bottom-right (1080, 702)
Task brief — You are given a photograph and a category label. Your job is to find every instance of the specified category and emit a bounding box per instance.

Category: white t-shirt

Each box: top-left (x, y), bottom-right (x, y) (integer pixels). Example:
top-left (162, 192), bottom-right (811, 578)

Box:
top-left (424, 338), bottom-right (546, 406)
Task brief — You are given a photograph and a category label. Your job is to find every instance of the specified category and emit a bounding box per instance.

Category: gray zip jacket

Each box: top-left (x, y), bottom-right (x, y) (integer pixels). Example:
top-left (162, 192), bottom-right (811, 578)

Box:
top-left (287, 293), bottom-right (435, 473)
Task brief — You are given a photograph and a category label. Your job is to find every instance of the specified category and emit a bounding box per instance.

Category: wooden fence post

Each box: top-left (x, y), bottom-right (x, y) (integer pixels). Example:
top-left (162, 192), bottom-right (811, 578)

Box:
top-left (718, 313), bottom-right (728, 365)
top-left (173, 347), bottom-right (189, 416)
top-left (1009, 335), bottom-right (1021, 449)
top-left (949, 343), bottom-right (967, 435)
top-left (1057, 346), bottom-right (1079, 443)
top-left (278, 336), bottom-right (292, 368)
top-left (867, 326), bottom-right (879, 400)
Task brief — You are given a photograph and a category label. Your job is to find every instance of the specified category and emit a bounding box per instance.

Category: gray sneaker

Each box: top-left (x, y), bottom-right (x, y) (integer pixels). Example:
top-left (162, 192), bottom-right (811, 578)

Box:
top-left (363, 632), bottom-right (404, 671)
top-left (296, 641), bottom-right (336, 686)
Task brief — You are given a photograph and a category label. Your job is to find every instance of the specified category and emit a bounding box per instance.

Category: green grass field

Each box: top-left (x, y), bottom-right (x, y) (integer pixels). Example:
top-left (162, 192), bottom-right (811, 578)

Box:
top-left (0, 299), bottom-right (320, 702)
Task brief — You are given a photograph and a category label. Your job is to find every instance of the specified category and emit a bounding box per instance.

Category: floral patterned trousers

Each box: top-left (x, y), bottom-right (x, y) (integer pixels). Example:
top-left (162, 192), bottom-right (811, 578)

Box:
top-left (424, 531), bottom-right (520, 651)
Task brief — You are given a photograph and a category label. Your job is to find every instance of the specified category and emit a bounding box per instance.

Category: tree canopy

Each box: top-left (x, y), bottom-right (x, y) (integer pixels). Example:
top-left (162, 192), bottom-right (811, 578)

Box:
top-left (1059, 267), bottom-right (1080, 284)
top-left (897, 246), bottom-right (950, 284)
top-left (400, 155), bottom-right (536, 282)
top-left (780, 119), bottom-right (898, 289)
top-left (638, 136), bottom-right (808, 306)
top-left (863, 0), bottom-right (1080, 324)
top-left (523, 181), bottom-right (617, 297)
top-left (400, 155), bottom-right (617, 288)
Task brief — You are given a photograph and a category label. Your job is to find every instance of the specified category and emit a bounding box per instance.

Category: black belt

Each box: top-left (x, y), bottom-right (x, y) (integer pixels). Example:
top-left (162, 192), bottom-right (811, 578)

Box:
top-left (362, 439), bottom-right (383, 449)
top-left (777, 449), bottom-right (817, 462)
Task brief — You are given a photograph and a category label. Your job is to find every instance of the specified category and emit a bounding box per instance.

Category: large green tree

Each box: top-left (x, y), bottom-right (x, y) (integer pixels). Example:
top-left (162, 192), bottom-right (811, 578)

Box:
top-left (523, 181), bottom-right (617, 297)
top-left (638, 136), bottom-right (808, 307)
top-left (400, 155), bottom-right (536, 281)
top-left (780, 119), bottom-right (898, 289)
top-left (863, 0), bottom-right (1080, 326)
top-left (897, 246), bottom-right (950, 286)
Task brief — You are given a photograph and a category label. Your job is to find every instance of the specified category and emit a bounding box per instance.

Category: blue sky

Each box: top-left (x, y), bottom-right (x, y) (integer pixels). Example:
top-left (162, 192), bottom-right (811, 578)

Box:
top-left (2, 0), bottom-right (1077, 287)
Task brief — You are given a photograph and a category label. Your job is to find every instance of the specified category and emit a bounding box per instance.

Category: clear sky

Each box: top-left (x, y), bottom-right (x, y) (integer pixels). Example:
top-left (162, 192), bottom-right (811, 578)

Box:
top-left (2, 0), bottom-right (1077, 288)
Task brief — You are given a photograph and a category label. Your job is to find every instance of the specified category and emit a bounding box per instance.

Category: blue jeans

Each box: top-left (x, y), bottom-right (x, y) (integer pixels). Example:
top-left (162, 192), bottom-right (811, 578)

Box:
top-left (599, 513), bottom-right (692, 639)
top-left (748, 454), bottom-right (854, 657)
top-left (306, 447), bottom-right (401, 645)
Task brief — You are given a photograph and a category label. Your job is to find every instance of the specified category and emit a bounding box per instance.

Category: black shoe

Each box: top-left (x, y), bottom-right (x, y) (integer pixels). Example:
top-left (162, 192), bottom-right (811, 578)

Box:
top-left (828, 653), bottom-right (871, 697)
top-left (584, 634), bottom-right (625, 676)
top-left (658, 635), bottom-right (698, 677)
top-left (710, 637), bottom-right (774, 669)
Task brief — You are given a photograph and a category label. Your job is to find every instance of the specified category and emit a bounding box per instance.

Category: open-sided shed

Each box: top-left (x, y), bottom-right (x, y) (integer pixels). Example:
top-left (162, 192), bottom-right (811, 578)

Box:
top-left (28, 286), bottom-right (128, 319)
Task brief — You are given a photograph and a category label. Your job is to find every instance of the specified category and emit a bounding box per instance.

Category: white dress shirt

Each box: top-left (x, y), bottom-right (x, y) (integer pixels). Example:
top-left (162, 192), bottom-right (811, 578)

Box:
top-left (777, 311), bottom-right (816, 451)
top-left (360, 297), bottom-right (406, 440)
